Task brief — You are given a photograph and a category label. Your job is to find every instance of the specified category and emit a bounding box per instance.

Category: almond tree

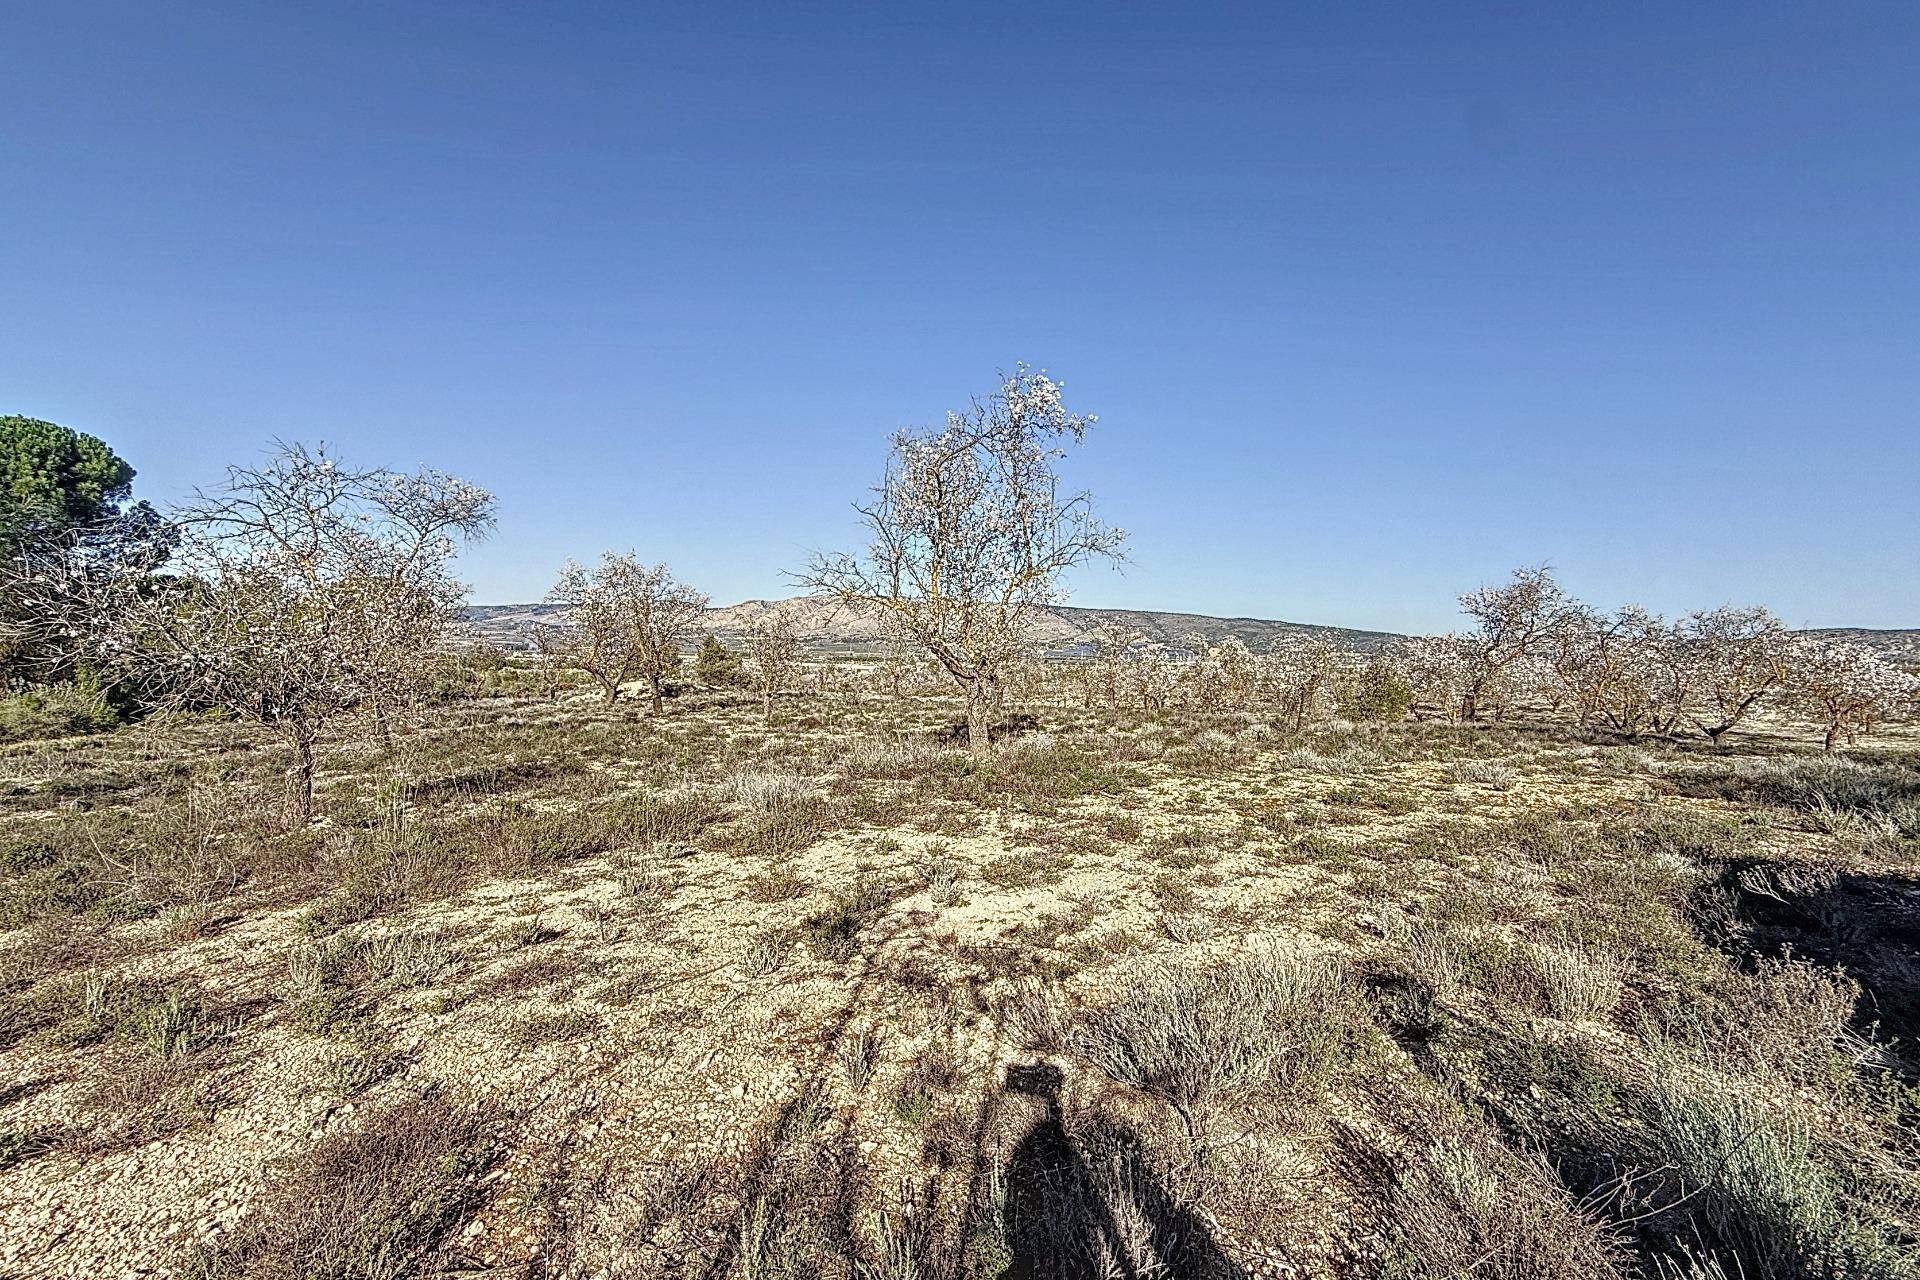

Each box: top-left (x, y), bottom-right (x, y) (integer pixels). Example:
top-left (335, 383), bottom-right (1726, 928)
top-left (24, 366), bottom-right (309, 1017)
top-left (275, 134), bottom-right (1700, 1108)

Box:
top-left (1455, 567), bottom-right (1579, 721)
top-left (798, 366), bottom-right (1125, 756)
top-left (1257, 634), bottom-right (1347, 731)
top-left (1083, 620), bottom-right (1139, 709)
top-left (745, 607), bottom-right (805, 722)
top-left (1393, 635), bottom-right (1473, 720)
top-left (9, 443), bottom-right (494, 823)
top-left (546, 554), bottom-right (707, 712)
top-left (1786, 638), bottom-right (1919, 751)
top-left (1547, 605), bottom-right (1682, 737)
top-left (1679, 605), bottom-right (1794, 746)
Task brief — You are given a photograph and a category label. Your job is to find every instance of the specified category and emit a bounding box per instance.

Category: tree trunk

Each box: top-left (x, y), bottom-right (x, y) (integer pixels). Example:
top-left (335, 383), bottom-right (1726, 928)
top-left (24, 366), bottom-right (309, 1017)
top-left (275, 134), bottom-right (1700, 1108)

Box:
top-left (762, 688), bottom-right (774, 723)
top-left (964, 680), bottom-right (991, 758)
top-left (287, 732), bottom-right (316, 827)
top-left (649, 674), bottom-right (664, 715)
top-left (1824, 722), bottom-right (1839, 753)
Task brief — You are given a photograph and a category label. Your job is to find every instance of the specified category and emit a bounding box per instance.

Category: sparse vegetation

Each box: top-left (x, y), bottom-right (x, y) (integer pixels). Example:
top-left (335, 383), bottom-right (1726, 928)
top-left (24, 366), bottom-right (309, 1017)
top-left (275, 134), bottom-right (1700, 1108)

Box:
top-left (0, 428), bottom-right (1913, 1278)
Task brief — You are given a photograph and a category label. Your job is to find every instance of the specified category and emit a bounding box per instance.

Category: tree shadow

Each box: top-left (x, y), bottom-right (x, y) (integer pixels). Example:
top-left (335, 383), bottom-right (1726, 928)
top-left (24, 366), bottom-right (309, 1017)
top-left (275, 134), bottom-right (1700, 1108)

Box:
top-left (1694, 858), bottom-right (1920, 1078)
top-left (1001, 1063), bottom-right (1246, 1280)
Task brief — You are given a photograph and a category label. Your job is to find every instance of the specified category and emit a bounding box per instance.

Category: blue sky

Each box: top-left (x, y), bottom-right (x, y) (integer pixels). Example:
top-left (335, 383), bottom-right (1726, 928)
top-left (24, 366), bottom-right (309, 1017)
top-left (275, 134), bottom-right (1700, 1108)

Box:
top-left (3, 3), bottom-right (1915, 632)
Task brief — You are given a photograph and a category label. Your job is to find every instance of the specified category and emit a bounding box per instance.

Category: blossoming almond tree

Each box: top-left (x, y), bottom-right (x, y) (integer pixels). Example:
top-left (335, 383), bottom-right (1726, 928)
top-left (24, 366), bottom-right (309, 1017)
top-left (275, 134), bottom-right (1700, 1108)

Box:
top-left (7, 443), bottom-right (494, 823)
top-left (1786, 638), bottom-right (1919, 751)
top-left (546, 554), bottom-right (708, 712)
top-left (745, 605), bottom-right (805, 722)
top-left (1678, 605), bottom-right (1795, 747)
top-left (799, 366), bottom-right (1126, 756)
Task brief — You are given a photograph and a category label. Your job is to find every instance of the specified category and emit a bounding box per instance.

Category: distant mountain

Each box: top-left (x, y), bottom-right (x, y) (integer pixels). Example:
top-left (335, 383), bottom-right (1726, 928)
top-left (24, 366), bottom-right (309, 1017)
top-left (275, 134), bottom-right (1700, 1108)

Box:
top-left (461, 598), bottom-right (1920, 664)
top-left (460, 596), bottom-right (1396, 654)
top-left (1796, 627), bottom-right (1920, 664)
top-left (1050, 606), bottom-right (1399, 653)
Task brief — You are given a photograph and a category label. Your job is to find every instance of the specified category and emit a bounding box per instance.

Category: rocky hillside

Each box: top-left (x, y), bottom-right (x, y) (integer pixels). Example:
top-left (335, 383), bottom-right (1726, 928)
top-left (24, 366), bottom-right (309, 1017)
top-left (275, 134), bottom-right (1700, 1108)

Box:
top-left (1798, 627), bottom-right (1920, 664)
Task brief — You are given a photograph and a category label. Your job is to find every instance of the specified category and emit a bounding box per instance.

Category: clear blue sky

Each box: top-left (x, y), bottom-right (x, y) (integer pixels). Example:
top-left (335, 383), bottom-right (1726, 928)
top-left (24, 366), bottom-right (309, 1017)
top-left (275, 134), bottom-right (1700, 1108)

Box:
top-left (3, 3), bottom-right (1915, 632)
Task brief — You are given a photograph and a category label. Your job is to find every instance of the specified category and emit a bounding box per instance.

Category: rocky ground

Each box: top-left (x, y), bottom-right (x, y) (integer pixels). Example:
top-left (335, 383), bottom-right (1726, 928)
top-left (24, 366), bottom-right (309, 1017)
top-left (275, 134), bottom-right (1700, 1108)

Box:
top-left (1, 687), bottom-right (1916, 1278)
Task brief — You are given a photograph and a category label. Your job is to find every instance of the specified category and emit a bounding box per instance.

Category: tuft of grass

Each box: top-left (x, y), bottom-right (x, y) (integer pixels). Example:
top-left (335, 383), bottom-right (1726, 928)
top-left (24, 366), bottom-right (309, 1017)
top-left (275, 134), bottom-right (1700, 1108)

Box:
top-left (801, 879), bottom-right (898, 962)
top-left (1075, 948), bottom-right (1354, 1133)
top-left (1386, 1121), bottom-right (1626, 1280)
top-left (1159, 912), bottom-right (1218, 945)
top-left (503, 1008), bottom-right (601, 1050)
top-left (838, 1027), bottom-right (879, 1090)
top-left (1448, 758), bottom-right (1519, 790)
top-left (1523, 938), bottom-right (1626, 1021)
top-left (360, 925), bottom-right (450, 988)
top-left (737, 932), bottom-right (791, 979)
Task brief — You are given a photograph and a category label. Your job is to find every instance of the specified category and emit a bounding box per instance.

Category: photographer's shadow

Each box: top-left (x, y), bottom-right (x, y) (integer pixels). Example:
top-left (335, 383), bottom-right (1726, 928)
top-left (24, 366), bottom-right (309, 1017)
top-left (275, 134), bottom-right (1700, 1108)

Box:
top-left (1001, 1063), bottom-right (1245, 1280)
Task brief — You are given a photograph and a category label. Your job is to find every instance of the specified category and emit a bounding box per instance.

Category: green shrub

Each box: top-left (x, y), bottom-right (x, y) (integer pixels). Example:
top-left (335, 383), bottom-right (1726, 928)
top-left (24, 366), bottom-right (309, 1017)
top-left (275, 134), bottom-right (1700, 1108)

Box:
top-left (1337, 657), bottom-right (1414, 723)
top-left (1641, 1073), bottom-right (1911, 1279)
top-left (694, 634), bottom-right (745, 688)
top-left (0, 676), bottom-right (118, 743)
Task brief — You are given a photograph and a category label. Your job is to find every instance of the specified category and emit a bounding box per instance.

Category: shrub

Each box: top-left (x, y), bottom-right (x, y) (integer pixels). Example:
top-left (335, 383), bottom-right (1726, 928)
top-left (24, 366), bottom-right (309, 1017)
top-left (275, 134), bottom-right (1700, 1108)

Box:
top-left (1386, 1123), bottom-right (1626, 1280)
top-left (0, 676), bottom-right (118, 743)
top-left (694, 634), bottom-right (745, 688)
top-left (1448, 759), bottom-right (1517, 790)
top-left (1075, 948), bottom-right (1353, 1132)
top-left (1640, 1073), bottom-right (1909, 1279)
top-left (1739, 757), bottom-right (1920, 838)
top-left (181, 1091), bottom-right (501, 1279)
top-left (1337, 657), bottom-right (1414, 723)
top-left (801, 879), bottom-right (897, 962)
top-left (1523, 939), bottom-right (1625, 1021)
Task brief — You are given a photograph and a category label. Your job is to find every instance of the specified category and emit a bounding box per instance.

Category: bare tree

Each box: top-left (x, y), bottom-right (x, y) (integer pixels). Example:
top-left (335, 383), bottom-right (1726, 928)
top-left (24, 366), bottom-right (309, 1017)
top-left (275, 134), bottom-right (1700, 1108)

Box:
top-left (745, 607), bottom-right (805, 722)
top-left (798, 366), bottom-right (1125, 755)
top-left (8, 443), bottom-right (493, 823)
top-left (545, 554), bottom-right (708, 712)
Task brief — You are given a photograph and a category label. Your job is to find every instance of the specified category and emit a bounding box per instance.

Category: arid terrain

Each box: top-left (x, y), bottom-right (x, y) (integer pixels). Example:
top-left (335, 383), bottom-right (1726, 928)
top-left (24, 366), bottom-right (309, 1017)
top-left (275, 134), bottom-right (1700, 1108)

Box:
top-left (2, 668), bottom-right (1916, 1279)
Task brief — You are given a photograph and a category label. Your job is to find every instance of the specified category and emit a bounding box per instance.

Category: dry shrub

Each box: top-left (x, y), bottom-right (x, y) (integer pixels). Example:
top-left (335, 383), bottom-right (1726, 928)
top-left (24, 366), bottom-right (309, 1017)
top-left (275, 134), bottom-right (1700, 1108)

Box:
top-left (720, 766), bottom-right (816, 814)
top-left (183, 1090), bottom-right (501, 1280)
top-left (1001, 979), bottom-right (1072, 1053)
top-left (1696, 954), bottom-right (1862, 1082)
top-left (1386, 1121), bottom-right (1626, 1279)
top-left (996, 1110), bottom-right (1224, 1280)
top-left (1523, 938), bottom-right (1626, 1022)
top-left (80, 1048), bottom-right (224, 1152)
top-left (1075, 948), bottom-right (1353, 1131)
top-left (1448, 758), bottom-right (1519, 790)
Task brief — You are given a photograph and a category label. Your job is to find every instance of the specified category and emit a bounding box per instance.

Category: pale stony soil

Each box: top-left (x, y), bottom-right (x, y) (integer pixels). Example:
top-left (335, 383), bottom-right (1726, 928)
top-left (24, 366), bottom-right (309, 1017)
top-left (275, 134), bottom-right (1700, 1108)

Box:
top-left (0, 690), bottom-right (1916, 1278)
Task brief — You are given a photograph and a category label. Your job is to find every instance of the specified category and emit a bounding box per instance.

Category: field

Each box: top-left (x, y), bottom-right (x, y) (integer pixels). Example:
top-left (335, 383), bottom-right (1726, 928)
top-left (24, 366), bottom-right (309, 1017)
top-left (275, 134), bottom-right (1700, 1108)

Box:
top-left (1, 676), bottom-right (1917, 1278)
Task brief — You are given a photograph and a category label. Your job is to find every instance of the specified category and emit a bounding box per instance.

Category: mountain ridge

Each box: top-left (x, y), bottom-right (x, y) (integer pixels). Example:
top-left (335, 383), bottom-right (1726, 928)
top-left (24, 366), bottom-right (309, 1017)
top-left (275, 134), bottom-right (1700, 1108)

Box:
top-left (459, 596), bottom-right (1397, 653)
top-left (461, 597), bottom-right (1920, 661)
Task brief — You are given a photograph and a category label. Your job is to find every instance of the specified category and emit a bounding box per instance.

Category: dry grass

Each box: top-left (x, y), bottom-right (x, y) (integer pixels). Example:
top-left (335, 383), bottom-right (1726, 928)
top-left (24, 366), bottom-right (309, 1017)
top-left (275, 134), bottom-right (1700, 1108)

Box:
top-left (0, 687), bottom-right (1913, 1278)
